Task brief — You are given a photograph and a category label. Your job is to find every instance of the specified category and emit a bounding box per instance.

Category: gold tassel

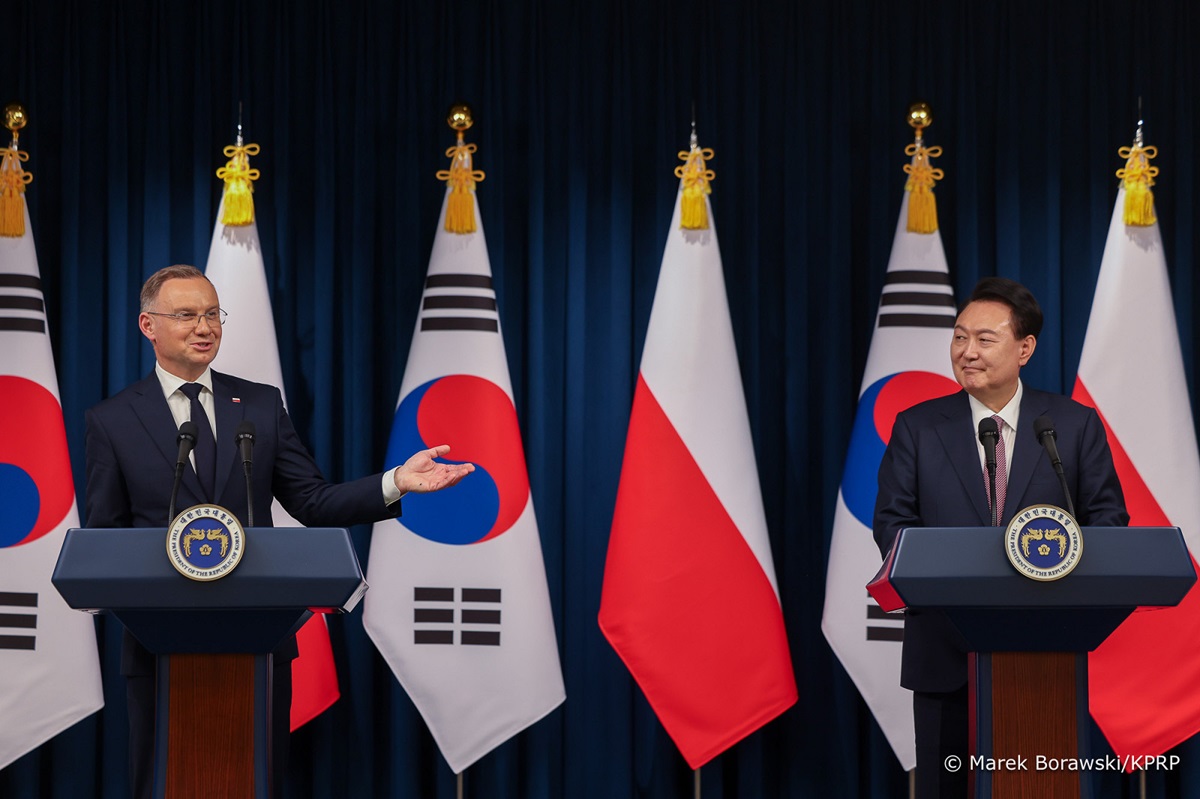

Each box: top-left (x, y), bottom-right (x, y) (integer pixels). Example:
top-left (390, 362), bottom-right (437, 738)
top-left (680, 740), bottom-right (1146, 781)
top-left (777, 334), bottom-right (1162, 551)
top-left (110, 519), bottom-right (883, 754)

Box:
top-left (216, 142), bottom-right (261, 226)
top-left (675, 144), bottom-right (714, 230)
top-left (903, 142), bottom-right (943, 234)
top-left (0, 147), bottom-right (32, 238)
top-left (1116, 144), bottom-right (1158, 227)
top-left (436, 135), bottom-right (485, 234)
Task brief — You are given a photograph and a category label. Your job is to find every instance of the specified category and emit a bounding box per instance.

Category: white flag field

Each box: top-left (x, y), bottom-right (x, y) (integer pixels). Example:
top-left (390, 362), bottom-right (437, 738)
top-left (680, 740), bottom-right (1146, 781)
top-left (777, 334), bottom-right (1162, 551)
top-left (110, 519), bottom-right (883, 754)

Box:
top-left (1076, 187), bottom-right (1200, 760)
top-left (0, 204), bottom-right (104, 769)
top-left (820, 194), bottom-right (961, 770)
top-left (203, 198), bottom-right (341, 731)
top-left (363, 190), bottom-right (564, 773)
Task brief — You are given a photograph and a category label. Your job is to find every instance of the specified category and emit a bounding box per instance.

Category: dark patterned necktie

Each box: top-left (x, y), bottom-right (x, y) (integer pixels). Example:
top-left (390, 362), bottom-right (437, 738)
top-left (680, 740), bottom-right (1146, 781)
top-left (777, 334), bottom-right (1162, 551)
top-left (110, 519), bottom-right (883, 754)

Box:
top-left (180, 382), bottom-right (215, 500)
top-left (986, 414), bottom-right (1008, 522)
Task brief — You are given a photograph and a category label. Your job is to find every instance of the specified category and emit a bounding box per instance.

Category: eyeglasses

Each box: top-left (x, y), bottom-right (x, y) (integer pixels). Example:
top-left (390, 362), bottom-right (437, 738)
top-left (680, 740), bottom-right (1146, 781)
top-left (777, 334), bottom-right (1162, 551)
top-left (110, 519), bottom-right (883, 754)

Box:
top-left (146, 309), bottom-right (228, 326)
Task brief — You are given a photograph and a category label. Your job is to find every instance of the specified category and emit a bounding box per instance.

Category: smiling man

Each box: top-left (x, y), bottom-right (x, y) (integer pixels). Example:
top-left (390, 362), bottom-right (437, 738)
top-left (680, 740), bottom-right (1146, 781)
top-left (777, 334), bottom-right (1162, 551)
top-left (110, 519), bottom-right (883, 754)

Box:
top-left (85, 264), bottom-right (474, 799)
top-left (872, 276), bottom-right (1128, 799)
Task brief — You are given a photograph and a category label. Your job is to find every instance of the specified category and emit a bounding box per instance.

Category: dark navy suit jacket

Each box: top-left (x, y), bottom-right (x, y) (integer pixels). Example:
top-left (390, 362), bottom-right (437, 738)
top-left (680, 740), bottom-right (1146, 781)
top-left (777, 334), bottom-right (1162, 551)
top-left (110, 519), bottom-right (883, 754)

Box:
top-left (873, 386), bottom-right (1128, 692)
top-left (84, 369), bottom-right (402, 674)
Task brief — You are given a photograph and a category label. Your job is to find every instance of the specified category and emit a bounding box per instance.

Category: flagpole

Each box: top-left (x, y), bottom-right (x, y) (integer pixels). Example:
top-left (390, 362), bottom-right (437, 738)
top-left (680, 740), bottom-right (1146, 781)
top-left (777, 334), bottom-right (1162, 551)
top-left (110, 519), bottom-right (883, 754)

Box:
top-left (694, 767), bottom-right (700, 799)
top-left (909, 768), bottom-right (916, 799)
top-left (457, 770), bottom-right (464, 799)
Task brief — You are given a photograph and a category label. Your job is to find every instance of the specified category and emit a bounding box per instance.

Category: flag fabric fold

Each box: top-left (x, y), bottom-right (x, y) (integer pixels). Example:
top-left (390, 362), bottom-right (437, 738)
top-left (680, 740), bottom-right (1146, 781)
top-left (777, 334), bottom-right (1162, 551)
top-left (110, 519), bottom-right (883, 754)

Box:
top-left (203, 194), bottom-right (340, 731)
top-left (598, 164), bottom-right (797, 769)
top-left (0, 201), bottom-right (104, 769)
top-left (362, 188), bottom-right (564, 773)
top-left (820, 193), bottom-right (961, 770)
top-left (1076, 186), bottom-right (1200, 760)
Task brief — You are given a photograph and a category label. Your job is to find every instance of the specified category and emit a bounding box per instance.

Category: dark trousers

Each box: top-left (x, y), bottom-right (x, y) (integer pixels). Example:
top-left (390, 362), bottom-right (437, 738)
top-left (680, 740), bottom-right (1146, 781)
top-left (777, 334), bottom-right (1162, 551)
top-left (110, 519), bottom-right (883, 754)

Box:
top-left (913, 685), bottom-right (969, 799)
top-left (127, 658), bottom-right (292, 799)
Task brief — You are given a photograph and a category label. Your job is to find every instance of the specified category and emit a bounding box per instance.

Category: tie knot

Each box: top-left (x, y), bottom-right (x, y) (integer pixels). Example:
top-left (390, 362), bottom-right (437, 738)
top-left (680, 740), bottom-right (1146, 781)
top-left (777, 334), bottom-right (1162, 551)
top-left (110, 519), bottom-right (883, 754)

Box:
top-left (180, 383), bottom-right (204, 401)
top-left (991, 414), bottom-right (1003, 431)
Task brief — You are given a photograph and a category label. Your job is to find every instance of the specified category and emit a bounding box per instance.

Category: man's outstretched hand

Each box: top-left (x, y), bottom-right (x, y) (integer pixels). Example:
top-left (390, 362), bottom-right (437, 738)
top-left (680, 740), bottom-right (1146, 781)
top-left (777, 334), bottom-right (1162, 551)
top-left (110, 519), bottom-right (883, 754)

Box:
top-left (393, 444), bottom-right (475, 494)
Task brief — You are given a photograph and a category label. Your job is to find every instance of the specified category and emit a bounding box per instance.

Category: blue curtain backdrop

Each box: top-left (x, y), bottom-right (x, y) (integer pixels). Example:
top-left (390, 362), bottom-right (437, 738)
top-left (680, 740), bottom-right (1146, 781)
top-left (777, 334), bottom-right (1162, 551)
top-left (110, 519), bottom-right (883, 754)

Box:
top-left (4, 0), bottom-right (1200, 797)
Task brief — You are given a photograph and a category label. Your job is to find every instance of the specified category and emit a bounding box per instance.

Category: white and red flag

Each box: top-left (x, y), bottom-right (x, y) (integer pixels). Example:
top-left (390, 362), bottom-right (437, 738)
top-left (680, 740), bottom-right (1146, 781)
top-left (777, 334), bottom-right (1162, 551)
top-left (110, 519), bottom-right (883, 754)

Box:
top-left (0, 169), bottom-right (104, 768)
top-left (204, 143), bottom-right (339, 730)
top-left (598, 139), bottom-right (796, 768)
top-left (819, 191), bottom-right (960, 770)
top-left (362, 140), bottom-right (564, 772)
top-left (1076, 175), bottom-right (1200, 759)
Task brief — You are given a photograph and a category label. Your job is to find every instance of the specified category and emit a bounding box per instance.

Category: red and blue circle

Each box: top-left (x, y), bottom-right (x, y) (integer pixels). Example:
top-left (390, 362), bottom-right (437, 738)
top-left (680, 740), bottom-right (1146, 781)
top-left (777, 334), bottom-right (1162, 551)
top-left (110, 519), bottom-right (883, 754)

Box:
top-left (0, 376), bottom-right (76, 548)
top-left (386, 374), bottom-right (530, 545)
top-left (841, 371), bottom-right (960, 526)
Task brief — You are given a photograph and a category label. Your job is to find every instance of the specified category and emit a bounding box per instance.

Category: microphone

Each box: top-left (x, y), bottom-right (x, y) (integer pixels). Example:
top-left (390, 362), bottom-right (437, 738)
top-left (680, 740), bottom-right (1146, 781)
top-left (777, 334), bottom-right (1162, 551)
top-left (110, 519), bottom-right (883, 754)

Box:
top-left (1033, 415), bottom-right (1076, 518)
top-left (235, 421), bottom-right (256, 527)
top-left (978, 417), bottom-right (1000, 525)
top-left (168, 421), bottom-right (198, 524)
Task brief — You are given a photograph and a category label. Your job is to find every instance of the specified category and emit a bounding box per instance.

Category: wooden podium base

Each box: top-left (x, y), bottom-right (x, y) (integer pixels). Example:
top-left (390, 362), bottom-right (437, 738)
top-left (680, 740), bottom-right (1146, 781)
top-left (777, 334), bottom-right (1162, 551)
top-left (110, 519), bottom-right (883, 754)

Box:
top-left (155, 653), bottom-right (272, 799)
top-left (971, 652), bottom-right (1088, 799)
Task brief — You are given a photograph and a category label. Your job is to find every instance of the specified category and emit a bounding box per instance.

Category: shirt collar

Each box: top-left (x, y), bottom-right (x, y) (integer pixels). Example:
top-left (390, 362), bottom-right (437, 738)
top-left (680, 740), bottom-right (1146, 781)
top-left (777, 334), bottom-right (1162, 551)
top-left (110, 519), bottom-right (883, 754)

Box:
top-left (154, 362), bottom-right (214, 399)
top-left (967, 380), bottom-right (1023, 434)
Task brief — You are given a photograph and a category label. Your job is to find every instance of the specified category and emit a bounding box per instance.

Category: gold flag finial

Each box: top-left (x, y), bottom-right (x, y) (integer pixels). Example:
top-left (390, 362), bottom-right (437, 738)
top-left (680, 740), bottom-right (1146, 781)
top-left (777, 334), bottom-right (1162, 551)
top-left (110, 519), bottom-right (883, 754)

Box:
top-left (903, 102), bottom-right (943, 234)
top-left (674, 119), bottom-right (714, 230)
top-left (0, 103), bottom-right (32, 237)
top-left (216, 113), bottom-right (261, 226)
top-left (1116, 113), bottom-right (1158, 227)
top-left (436, 104), bottom-right (485, 234)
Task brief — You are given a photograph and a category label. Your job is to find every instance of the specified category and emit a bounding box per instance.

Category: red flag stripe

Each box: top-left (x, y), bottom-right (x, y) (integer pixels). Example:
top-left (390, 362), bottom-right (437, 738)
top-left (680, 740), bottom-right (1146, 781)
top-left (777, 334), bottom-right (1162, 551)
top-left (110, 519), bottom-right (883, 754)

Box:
top-left (599, 375), bottom-right (796, 767)
top-left (1075, 377), bottom-right (1200, 760)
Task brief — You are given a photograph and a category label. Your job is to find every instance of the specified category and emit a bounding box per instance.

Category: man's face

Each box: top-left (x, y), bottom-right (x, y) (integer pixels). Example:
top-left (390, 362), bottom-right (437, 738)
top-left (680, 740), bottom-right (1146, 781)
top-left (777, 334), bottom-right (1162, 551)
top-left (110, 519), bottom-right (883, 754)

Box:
top-left (950, 299), bottom-right (1036, 411)
top-left (138, 277), bottom-right (222, 382)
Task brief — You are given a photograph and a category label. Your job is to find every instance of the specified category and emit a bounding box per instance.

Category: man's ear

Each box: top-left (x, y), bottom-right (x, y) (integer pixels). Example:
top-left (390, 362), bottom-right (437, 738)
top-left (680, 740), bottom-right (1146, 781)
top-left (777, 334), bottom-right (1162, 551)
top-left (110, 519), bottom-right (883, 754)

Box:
top-left (138, 313), bottom-right (156, 344)
top-left (1018, 335), bottom-right (1037, 367)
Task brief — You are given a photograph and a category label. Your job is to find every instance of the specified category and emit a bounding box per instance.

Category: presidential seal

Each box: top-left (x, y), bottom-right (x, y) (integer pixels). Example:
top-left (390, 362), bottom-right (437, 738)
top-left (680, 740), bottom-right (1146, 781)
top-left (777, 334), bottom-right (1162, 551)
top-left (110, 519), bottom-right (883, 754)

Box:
top-left (1005, 504), bottom-right (1083, 581)
top-left (166, 504), bottom-right (246, 581)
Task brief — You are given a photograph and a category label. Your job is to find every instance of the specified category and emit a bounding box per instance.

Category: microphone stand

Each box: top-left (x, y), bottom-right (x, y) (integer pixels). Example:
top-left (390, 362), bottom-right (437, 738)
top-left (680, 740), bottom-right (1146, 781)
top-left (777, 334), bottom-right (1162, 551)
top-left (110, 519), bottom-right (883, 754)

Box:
top-left (236, 421), bottom-right (256, 527)
top-left (169, 421), bottom-right (197, 524)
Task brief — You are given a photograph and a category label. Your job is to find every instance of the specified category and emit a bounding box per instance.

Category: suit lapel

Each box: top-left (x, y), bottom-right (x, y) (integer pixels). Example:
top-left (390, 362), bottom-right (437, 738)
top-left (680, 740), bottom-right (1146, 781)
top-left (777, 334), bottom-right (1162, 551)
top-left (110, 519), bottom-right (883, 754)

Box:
top-left (934, 392), bottom-right (992, 526)
top-left (129, 371), bottom-right (205, 501)
top-left (1005, 388), bottom-right (1049, 519)
top-left (211, 371), bottom-right (244, 502)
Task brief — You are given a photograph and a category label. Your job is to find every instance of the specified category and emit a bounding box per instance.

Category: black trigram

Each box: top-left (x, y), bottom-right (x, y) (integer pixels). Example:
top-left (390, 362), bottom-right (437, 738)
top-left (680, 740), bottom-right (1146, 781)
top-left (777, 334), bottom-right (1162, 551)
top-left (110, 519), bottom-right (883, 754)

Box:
top-left (865, 592), bottom-right (904, 642)
top-left (877, 269), bottom-right (956, 329)
top-left (413, 587), bottom-right (502, 646)
top-left (419, 273), bottom-right (499, 333)
top-left (0, 592), bottom-right (38, 650)
top-left (0, 274), bottom-right (47, 334)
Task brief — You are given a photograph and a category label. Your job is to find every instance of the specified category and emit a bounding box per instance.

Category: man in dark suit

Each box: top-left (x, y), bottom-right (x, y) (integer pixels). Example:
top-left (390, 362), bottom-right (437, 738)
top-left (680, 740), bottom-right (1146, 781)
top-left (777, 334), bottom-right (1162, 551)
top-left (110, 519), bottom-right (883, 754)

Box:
top-left (85, 264), bottom-right (473, 799)
top-left (873, 277), bottom-right (1128, 799)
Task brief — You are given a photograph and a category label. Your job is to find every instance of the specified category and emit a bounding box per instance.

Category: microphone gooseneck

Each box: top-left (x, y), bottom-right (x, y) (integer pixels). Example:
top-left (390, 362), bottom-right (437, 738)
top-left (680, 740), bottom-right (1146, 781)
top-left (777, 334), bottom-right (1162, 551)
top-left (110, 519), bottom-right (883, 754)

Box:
top-left (978, 417), bottom-right (1000, 526)
top-left (169, 421), bottom-right (198, 524)
top-left (235, 420), bottom-right (256, 527)
top-left (1033, 415), bottom-right (1076, 518)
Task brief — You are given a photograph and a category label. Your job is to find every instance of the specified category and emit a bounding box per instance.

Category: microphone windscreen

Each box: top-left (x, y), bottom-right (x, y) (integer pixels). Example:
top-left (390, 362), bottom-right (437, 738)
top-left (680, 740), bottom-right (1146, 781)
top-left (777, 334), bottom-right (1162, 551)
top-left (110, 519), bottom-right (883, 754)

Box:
top-left (178, 420), bottom-right (198, 442)
top-left (977, 416), bottom-right (998, 443)
top-left (235, 420), bottom-right (255, 442)
top-left (1033, 415), bottom-right (1056, 441)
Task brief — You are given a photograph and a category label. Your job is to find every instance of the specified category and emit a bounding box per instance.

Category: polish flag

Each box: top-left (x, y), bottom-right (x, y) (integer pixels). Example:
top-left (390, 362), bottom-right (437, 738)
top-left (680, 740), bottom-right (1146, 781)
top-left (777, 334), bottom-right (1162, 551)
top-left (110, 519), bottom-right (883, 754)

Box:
top-left (204, 197), bottom-right (340, 731)
top-left (1075, 187), bottom-right (1200, 759)
top-left (598, 160), bottom-right (796, 768)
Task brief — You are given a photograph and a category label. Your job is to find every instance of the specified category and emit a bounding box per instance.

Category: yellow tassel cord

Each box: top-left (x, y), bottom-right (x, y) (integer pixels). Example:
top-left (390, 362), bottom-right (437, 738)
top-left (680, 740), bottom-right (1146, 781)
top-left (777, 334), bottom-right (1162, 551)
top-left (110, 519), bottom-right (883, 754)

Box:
top-left (216, 142), bottom-right (261, 226)
top-left (903, 142), bottom-right (944, 234)
top-left (1116, 144), bottom-right (1158, 227)
top-left (436, 135), bottom-right (485, 234)
top-left (675, 145), bottom-right (715, 230)
top-left (0, 147), bottom-right (32, 238)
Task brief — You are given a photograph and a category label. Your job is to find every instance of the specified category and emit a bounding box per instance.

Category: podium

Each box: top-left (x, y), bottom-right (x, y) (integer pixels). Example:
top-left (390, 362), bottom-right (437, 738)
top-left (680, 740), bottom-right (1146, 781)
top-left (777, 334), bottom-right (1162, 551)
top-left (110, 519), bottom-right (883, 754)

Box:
top-left (870, 526), bottom-right (1195, 798)
top-left (52, 526), bottom-right (367, 799)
